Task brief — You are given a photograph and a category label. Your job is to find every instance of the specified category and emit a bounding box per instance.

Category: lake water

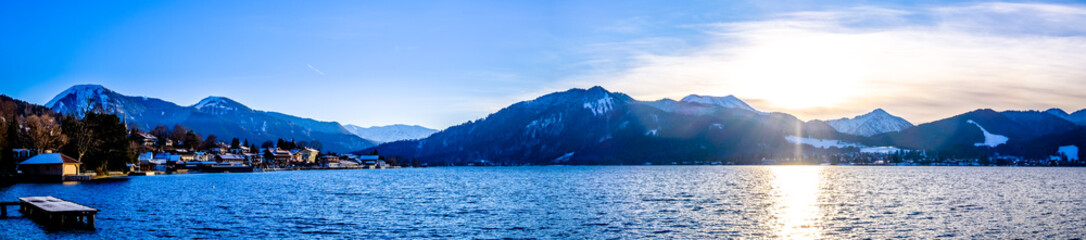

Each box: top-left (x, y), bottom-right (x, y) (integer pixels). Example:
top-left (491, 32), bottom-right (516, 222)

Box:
top-left (2, 166), bottom-right (1085, 239)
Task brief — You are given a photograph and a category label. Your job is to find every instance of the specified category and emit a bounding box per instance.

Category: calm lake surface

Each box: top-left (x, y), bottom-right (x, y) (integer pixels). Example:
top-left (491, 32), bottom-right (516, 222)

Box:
top-left (2, 166), bottom-right (1085, 239)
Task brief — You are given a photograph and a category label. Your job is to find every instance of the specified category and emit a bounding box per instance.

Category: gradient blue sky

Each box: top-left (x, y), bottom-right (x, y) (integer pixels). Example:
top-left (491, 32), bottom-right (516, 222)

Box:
top-left (4, 0), bottom-right (1086, 129)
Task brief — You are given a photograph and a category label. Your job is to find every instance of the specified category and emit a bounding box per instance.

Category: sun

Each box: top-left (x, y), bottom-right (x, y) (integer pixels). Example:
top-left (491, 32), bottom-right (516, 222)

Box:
top-left (728, 32), bottom-right (870, 110)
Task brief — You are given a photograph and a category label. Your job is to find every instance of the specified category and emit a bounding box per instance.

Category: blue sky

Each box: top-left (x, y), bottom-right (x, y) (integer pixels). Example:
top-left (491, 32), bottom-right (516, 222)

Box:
top-left (4, 0), bottom-right (1086, 129)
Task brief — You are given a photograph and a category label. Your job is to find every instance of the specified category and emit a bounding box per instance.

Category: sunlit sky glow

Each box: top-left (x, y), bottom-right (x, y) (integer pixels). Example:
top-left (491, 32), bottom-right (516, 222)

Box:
top-left (3, 1), bottom-right (1086, 129)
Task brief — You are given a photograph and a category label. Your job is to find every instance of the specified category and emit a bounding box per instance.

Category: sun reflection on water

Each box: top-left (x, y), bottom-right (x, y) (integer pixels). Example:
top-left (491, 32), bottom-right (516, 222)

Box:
top-left (769, 166), bottom-right (824, 239)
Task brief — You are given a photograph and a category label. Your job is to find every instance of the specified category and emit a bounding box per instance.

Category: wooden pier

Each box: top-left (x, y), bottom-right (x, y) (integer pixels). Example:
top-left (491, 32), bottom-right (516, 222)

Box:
top-left (17, 196), bottom-right (98, 229)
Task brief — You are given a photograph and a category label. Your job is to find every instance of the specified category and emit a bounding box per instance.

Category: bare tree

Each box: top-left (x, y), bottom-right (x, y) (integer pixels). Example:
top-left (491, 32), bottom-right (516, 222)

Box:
top-left (20, 115), bottom-right (68, 153)
top-left (169, 124), bottom-right (189, 144)
top-left (69, 119), bottom-right (101, 162)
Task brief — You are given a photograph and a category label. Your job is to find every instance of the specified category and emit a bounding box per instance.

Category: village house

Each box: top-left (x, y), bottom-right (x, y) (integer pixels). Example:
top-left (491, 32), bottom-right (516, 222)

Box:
top-left (358, 155), bottom-right (387, 169)
top-left (230, 146), bottom-right (251, 154)
top-left (209, 143), bottom-right (230, 154)
top-left (266, 149), bottom-right (293, 167)
top-left (318, 155), bottom-right (341, 167)
top-left (338, 157), bottom-right (360, 167)
top-left (132, 132), bottom-right (158, 147)
top-left (291, 148), bottom-right (319, 164)
top-left (18, 153), bottom-right (82, 181)
top-left (137, 152), bottom-right (155, 171)
top-left (243, 153), bottom-right (263, 167)
top-left (215, 153), bottom-right (247, 165)
top-left (13, 148), bottom-right (34, 161)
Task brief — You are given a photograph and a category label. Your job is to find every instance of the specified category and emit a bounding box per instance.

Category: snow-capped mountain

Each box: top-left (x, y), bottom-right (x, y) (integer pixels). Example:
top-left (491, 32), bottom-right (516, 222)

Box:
top-left (344, 124), bottom-right (437, 143)
top-left (679, 94), bottom-right (758, 112)
top-left (825, 109), bottom-right (914, 136)
top-left (45, 84), bottom-right (377, 152)
top-left (192, 96), bottom-right (251, 115)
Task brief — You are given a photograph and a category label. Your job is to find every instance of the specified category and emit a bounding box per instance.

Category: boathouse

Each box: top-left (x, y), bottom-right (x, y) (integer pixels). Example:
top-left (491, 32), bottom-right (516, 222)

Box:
top-left (18, 153), bottom-right (82, 182)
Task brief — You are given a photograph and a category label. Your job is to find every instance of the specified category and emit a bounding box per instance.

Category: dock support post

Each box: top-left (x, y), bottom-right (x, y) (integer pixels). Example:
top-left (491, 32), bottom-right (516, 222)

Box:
top-left (1, 205), bottom-right (6, 218)
top-left (86, 214), bottom-right (95, 228)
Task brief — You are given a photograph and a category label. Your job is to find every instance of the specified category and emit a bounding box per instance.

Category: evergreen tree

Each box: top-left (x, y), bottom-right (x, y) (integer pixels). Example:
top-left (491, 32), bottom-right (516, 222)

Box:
top-left (183, 131), bottom-right (202, 150)
top-left (0, 115), bottom-right (16, 177)
top-left (82, 113), bottom-right (133, 174)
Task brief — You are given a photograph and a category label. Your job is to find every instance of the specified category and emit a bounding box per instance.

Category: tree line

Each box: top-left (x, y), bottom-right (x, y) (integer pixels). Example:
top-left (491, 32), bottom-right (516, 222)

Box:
top-left (0, 109), bottom-right (132, 177)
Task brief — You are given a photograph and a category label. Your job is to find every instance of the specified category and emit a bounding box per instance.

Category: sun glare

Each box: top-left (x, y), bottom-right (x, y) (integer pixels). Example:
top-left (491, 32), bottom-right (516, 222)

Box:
top-left (730, 33), bottom-right (870, 110)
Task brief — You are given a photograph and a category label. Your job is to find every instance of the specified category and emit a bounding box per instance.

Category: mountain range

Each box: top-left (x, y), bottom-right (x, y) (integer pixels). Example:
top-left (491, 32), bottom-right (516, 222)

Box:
top-left (8, 84), bottom-right (1085, 163)
top-left (368, 86), bottom-right (1086, 165)
top-left (44, 85), bottom-right (376, 153)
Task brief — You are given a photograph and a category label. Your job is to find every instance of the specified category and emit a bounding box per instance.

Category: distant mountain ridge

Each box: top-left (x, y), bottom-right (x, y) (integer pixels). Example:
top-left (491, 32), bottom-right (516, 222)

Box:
top-left (1045, 108), bottom-right (1086, 126)
top-left (45, 84), bottom-right (376, 152)
top-left (368, 86), bottom-right (1085, 165)
top-left (344, 124), bottom-right (437, 143)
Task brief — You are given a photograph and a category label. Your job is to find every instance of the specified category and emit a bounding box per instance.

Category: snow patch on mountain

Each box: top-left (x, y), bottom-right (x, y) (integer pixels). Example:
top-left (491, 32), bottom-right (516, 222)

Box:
top-left (194, 97), bottom-right (234, 110)
top-left (966, 120), bottom-right (1008, 147)
top-left (526, 114), bottom-right (563, 138)
top-left (861, 146), bottom-right (903, 154)
top-left (680, 94), bottom-right (758, 112)
top-left (785, 136), bottom-right (864, 149)
top-left (583, 95), bottom-right (615, 116)
top-left (553, 152), bottom-right (575, 163)
top-left (192, 96), bottom-right (248, 115)
top-left (825, 109), bottom-right (914, 136)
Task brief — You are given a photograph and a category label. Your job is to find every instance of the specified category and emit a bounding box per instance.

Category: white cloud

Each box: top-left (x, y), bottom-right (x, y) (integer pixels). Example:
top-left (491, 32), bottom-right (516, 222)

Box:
top-left (564, 2), bottom-right (1086, 123)
top-left (306, 64), bottom-right (325, 75)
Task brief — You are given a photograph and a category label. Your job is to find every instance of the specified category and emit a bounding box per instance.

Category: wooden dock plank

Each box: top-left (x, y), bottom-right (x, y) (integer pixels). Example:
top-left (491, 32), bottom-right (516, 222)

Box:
top-left (18, 196), bottom-right (98, 213)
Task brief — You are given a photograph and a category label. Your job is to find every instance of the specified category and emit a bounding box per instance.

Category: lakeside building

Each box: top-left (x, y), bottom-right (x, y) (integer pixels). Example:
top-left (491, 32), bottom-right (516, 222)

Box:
top-left (358, 155), bottom-right (388, 168)
top-left (215, 154), bottom-right (247, 165)
top-left (289, 148), bottom-right (319, 164)
top-left (243, 153), bottom-right (263, 167)
top-left (13, 148), bottom-right (34, 161)
top-left (18, 153), bottom-right (82, 181)
top-left (318, 155), bottom-right (341, 167)
top-left (266, 149), bottom-right (293, 167)
top-left (132, 132), bottom-right (157, 147)
top-left (230, 146), bottom-right (250, 154)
